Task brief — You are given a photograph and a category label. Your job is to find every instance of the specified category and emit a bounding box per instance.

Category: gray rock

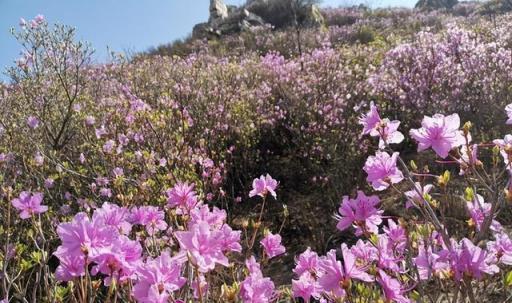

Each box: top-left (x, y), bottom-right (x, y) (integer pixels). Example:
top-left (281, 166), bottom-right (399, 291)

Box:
top-left (195, 0), bottom-right (324, 38)
top-left (415, 0), bottom-right (458, 10)
top-left (209, 0), bottom-right (228, 21)
top-left (240, 9), bottom-right (266, 31)
top-left (192, 22), bottom-right (213, 39)
top-left (302, 4), bottom-right (325, 28)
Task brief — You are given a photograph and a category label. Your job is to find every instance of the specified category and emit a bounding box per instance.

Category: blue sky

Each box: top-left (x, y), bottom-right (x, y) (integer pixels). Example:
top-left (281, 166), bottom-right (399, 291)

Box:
top-left (0, 0), bottom-right (416, 78)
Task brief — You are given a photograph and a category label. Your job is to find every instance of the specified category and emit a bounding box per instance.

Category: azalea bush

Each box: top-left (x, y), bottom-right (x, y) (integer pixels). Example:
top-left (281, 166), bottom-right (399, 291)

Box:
top-left (5, 97), bottom-right (512, 302)
top-left (4, 8), bottom-right (512, 303)
top-left (369, 22), bottom-right (512, 137)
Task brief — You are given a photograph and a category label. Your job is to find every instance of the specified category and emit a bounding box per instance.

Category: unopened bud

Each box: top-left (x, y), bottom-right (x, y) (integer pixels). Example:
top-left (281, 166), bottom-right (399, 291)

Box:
top-left (464, 187), bottom-right (474, 201)
top-left (410, 160), bottom-right (418, 171)
top-left (463, 121), bottom-right (472, 136)
top-left (282, 204), bottom-right (289, 218)
top-left (438, 170), bottom-right (450, 188)
top-left (505, 188), bottom-right (512, 203)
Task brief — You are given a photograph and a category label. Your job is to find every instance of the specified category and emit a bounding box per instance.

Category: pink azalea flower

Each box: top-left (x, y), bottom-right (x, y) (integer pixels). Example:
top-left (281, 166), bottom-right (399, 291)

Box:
top-left (359, 101), bottom-right (381, 135)
top-left (339, 243), bottom-right (374, 282)
top-left (103, 140), bottom-right (115, 154)
top-left (44, 178), bottom-right (55, 189)
top-left (383, 219), bottom-right (407, 252)
top-left (506, 103), bottom-right (512, 125)
top-left (488, 232), bottom-right (512, 265)
top-left (376, 235), bottom-right (402, 272)
top-left (336, 191), bottom-right (383, 236)
top-left (99, 187), bottom-right (112, 198)
top-left (34, 14), bottom-right (44, 24)
top-left (27, 116), bottom-right (39, 129)
top-left (358, 102), bottom-right (403, 148)
top-left (219, 224), bottom-right (242, 253)
top-left (93, 202), bottom-right (132, 234)
top-left (54, 254), bottom-right (86, 281)
top-left (240, 257), bottom-right (275, 303)
top-left (466, 194), bottom-right (502, 233)
top-left (54, 212), bottom-right (115, 261)
top-left (458, 144), bottom-right (480, 175)
top-left (293, 247), bottom-right (319, 276)
top-left (11, 191), bottom-right (47, 219)
top-left (91, 235), bottom-right (142, 285)
top-left (85, 115), bottom-right (96, 126)
top-left (260, 232), bottom-right (286, 259)
top-left (130, 206), bottom-right (168, 236)
top-left (350, 239), bottom-right (378, 265)
top-left (363, 151), bottom-right (404, 191)
top-left (452, 238), bottom-right (499, 281)
top-left (34, 152), bottom-right (44, 166)
top-left (249, 174), bottom-right (278, 199)
top-left (95, 126), bottom-right (107, 138)
top-left (414, 244), bottom-right (450, 280)
top-left (377, 270), bottom-right (411, 303)
top-left (404, 182), bottom-right (433, 209)
top-left (493, 134), bottom-right (512, 169)
top-left (376, 118), bottom-right (404, 149)
top-left (174, 221), bottom-right (229, 272)
top-left (132, 252), bottom-right (186, 303)
top-left (292, 272), bottom-right (321, 303)
top-left (189, 204), bottom-right (226, 228)
top-left (166, 182), bottom-right (199, 214)
top-left (410, 113), bottom-right (465, 158)
top-left (191, 274), bottom-right (208, 299)
top-left (246, 256), bottom-right (262, 274)
top-left (318, 246), bottom-right (373, 298)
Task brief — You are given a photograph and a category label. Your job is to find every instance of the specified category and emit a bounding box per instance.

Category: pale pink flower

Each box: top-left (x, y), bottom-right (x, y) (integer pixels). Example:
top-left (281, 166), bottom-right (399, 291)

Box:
top-left (174, 221), bottom-right (228, 272)
top-left (458, 144), bottom-right (480, 175)
top-left (410, 113), bottom-right (465, 158)
top-left (249, 174), bottom-right (278, 199)
top-left (132, 252), bottom-right (186, 303)
top-left (260, 232), bottom-right (286, 259)
top-left (166, 182), bottom-right (199, 214)
top-left (376, 118), bottom-right (404, 149)
top-left (466, 194), bottom-right (502, 233)
top-left (506, 103), bottom-right (512, 125)
top-left (493, 134), bottom-right (512, 169)
top-left (359, 101), bottom-right (381, 135)
top-left (336, 191), bottom-right (383, 236)
top-left (27, 116), bottom-right (39, 129)
top-left (292, 272), bottom-right (321, 302)
top-left (11, 191), bottom-right (47, 219)
top-left (452, 238), bottom-right (499, 281)
top-left (404, 182), bottom-right (433, 209)
top-left (318, 246), bottom-right (373, 298)
top-left (377, 270), bottom-right (411, 303)
top-left (363, 151), bottom-right (403, 191)
top-left (130, 206), bottom-right (167, 236)
top-left (294, 247), bottom-right (319, 276)
top-left (240, 257), bottom-right (275, 303)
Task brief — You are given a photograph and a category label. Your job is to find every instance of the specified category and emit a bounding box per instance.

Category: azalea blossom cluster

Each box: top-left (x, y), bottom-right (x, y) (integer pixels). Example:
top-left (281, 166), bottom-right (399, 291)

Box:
top-left (321, 102), bottom-right (512, 302)
top-left (282, 101), bottom-right (512, 302)
top-left (48, 177), bottom-right (286, 302)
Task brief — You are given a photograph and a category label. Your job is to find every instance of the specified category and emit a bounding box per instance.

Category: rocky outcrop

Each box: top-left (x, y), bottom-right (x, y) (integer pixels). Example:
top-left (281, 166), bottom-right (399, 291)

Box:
top-left (476, 0), bottom-right (512, 15)
top-left (415, 0), bottom-right (458, 10)
top-left (192, 0), bottom-right (325, 39)
top-left (302, 3), bottom-right (325, 28)
top-left (209, 0), bottom-right (228, 21)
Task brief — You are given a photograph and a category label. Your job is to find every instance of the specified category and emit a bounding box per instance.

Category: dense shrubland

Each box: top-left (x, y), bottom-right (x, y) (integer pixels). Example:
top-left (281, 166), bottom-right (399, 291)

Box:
top-left (3, 6), bottom-right (512, 303)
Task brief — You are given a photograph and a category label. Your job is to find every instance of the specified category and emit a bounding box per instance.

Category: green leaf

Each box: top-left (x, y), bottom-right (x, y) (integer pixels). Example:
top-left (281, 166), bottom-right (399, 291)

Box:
top-left (20, 259), bottom-right (34, 271)
top-left (505, 270), bottom-right (512, 287)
